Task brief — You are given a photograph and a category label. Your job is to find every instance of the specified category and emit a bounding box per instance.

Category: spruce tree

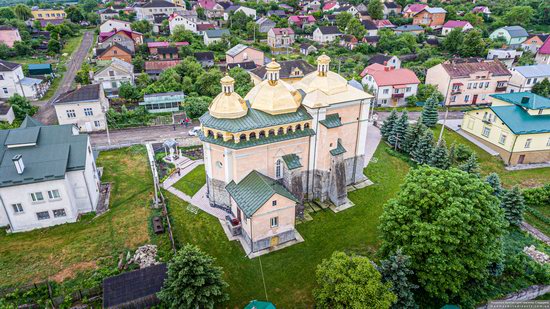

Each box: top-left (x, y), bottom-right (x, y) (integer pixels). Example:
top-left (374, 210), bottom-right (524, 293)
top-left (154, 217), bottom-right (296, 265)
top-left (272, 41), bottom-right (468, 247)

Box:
top-left (448, 142), bottom-right (457, 165)
top-left (500, 186), bottom-right (525, 226)
top-left (403, 120), bottom-right (427, 155)
top-left (421, 93), bottom-right (439, 128)
top-left (379, 249), bottom-right (418, 309)
top-left (411, 130), bottom-right (434, 165)
top-left (381, 109), bottom-right (398, 140)
top-left (389, 111), bottom-right (409, 150)
top-left (459, 153), bottom-right (480, 175)
top-left (428, 139), bottom-right (450, 169)
top-left (485, 173), bottom-right (504, 198)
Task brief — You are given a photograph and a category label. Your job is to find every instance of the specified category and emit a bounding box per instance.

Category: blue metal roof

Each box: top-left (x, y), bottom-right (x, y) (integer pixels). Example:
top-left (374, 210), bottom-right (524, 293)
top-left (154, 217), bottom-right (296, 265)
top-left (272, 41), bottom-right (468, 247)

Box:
top-left (490, 105), bottom-right (550, 134)
top-left (512, 64), bottom-right (550, 78)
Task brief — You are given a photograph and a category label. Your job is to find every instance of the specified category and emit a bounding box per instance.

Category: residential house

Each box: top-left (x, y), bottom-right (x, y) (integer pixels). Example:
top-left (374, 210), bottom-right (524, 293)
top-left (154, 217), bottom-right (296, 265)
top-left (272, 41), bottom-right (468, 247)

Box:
top-left (98, 30), bottom-right (142, 54)
top-left (249, 59), bottom-right (315, 85)
top-left (461, 92), bottom-right (550, 165)
top-left (288, 15), bottom-right (316, 29)
top-left (322, 1), bottom-right (340, 12)
top-left (168, 13), bottom-right (214, 35)
top-left (323, 14), bottom-right (336, 25)
top-left (99, 19), bottom-right (132, 33)
top-left (31, 8), bottom-right (66, 20)
top-left (225, 61), bottom-right (257, 71)
top-left (362, 20), bottom-right (378, 36)
top-left (333, 4), bottom-right (358, 16)
top-left (508, 64), bottom-right (550, 93)
top-left (372, 19), bottom-right (395, 29)
top-left (0, 117), bottom-right (100, 233)
top-left (339, 35), bottom-right (358, 50)
top-left (0, 60), bottom-right (49, 100)
top-left (53, 84), bottom-right (109, 132)
top-left (226, 44), bottom-right (265, 67)
top-left (535, 39), bottom-right (550, 64)
top-left (0, 26), bottom-right (21, 48)
top-left (489, 26), bottom-right (529, 48)
top-left (267, 10), bottom-right (287, 18)
top-left (30, 30), bottom-right (50, 50)
top-left (194, 51), bottom-right (215, 67)
top-left (383, 1), bottom-right (402, 18)
top-left (267, 28), bottom-right (295, 49)
top-left (204, 29), bottom-right (230, 45)
top-left (92, 58), bottom-right (134, 96)
top-left (425, 59), bottom-right (512, 106)
top-left (0, 103), bottom-right (15, 124)
top-left (99, 8), bottom-right (119, 22)
top-left (313, 26), bottom-right (341, 44)
top-left (256, 17), bottom-right (276, 33)
top-left (134, 0), bottom-right (184, 22)
top-left (223, 6), bottom-right (257, 21)
top-left (402, 3), bottom-right (427, 18)
top-left (96, 43), bottom-right (133, 64)
top-left (394, 25), bottom-right (424, 35)
top-left (197, 0), bottom-right (225, 19)
top-left (145, 60), bottom-right (181, 78)
top-left (412, 7), bottom-right (446, 28)
top-left (363, 35), bottom-right (380, 46)
top-left (361, 64), bottom-right (420, 106)
top-left (367, 54), bottom-right (401, 69)
top-left (300, 43), bottom-right (317, 55)
top-left (139, 91), bottom-right (184, 113)
top-left (99, 29), bottom-right (143, 46)
top-left (521, 34), bottom-right (549, 54)
top-left (472, 6), bottom-right (491, 16)
top-left (487, 49), bottom-right (523, 68)
top-left (357, 10), bottom-right (371, 21)
top-left (441, 20), bottom-right (473, 36)
top-left (147, 41), bottom-right (188, 54)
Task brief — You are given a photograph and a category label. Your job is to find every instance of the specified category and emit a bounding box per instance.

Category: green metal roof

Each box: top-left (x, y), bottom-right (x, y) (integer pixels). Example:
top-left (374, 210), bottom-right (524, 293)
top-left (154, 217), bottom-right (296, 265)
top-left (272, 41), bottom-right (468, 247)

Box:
top-left (330, 140), bottom-right (347, 156)
top-left (491, 92), bottom-right (550, 110)
top-left (198, 128), bottom-right (315, 150)
top-left (490, 105), bottom-right (550, 134)
top-left (282, 153), bottom-right (302, 170)
top-left (226, 170), bottom-right (298, 218)
top-left (200, 102), bottom-right (312, 133)
top-left (4, 126), bottom-right (40, 146)
top-left (244, 300), bottom-right (276, 309)
top-left (319, 113), bottom-right (342, 128)
top-left (0, 117), bottom-right (89, 188)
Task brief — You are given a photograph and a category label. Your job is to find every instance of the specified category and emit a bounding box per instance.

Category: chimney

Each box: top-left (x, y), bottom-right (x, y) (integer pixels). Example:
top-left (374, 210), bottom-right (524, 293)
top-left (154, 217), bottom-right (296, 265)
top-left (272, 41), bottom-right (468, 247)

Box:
top-left (384, 66), bottom-right (390, 71)
top-left (12, 155), bottom-right (24, 174)
top-left (521, 96), bottom-right (530, 104)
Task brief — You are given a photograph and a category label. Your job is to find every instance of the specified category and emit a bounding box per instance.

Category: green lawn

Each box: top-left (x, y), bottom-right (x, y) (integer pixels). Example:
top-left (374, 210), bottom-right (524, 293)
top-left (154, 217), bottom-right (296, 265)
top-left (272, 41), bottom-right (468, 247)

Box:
top-left (0, 146), bottom-right (170, 289)
top-left (167, 143), bottom-right (410, 308)
top-left (172, 164), bottom-right (207, 197)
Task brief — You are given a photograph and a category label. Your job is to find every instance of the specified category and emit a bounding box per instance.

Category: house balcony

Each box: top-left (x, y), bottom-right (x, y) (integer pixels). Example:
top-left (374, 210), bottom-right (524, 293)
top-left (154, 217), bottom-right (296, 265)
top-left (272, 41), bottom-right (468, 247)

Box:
top-left (495, 86), bottom-right (507, 92)
top-left (392, 93), bottom-right (405, 99)
top-left (225, 216), bottom-right (242, 236)
top-left (451, 89), bottom-right (462, 95)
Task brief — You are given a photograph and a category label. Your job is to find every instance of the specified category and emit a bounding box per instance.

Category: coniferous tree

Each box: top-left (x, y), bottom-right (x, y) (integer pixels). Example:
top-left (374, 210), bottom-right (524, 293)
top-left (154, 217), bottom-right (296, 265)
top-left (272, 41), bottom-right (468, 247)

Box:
top-left (459, 153), bottom-right (480, 175)
top-left (389, 111), bottom-right (409, 150)
top-left (485, 173), bottom-right (504, 198)
top-left (403, 120), bottom-right (427, 155)
top-left (411, 130), bottom-right (434, 165)
top-left (421, 93), bottom-right (439, 128)
top-left (381, 109), bottom-right (398, 140)
top-left (379, 249), bottom-right (418, 309)
top-left (428, 139), bottom-right (450, 169)
top-left (448, 142), bottom-right (457, 165)
top-left (500, 186), bottom-right (526, 226)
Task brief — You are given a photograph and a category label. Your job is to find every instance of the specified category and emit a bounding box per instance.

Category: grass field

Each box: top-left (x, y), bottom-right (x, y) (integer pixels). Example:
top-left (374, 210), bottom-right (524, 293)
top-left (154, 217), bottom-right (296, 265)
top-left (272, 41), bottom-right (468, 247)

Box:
top-left (172, 164), bottom-right (207, 197)
top-left (0, 146), bottom-right (170, 289)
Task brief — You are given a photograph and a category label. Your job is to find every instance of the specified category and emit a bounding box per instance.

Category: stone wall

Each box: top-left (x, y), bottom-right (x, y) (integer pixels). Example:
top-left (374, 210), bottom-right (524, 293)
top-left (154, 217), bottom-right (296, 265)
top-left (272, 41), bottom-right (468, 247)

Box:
top-left (242, 228), bottom-right (296, 252)
top-left (206, 176), bottom-right (231, 207)
top-left (345, 155), bottom-right (366, 185)
top-left (329, 154), bottom-right (348, 206)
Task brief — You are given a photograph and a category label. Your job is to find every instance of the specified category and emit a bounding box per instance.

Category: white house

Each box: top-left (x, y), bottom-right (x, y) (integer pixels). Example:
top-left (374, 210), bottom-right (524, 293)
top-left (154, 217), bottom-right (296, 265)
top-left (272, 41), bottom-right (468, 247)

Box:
top-left (203, 29), bottom-right (230, 45)
top-left (53, 84), bottom-right (109, 132)
top-left (361, 64), bottom-right (420, 106)
top-left (508, 64), bottom-right (550, 93)
top-left (0, 103), bottom-right (15, 124)
top-left (313, 26), bottom-right (341, 44)
top-left (168, 13), bottom-right (213, 35)
top-left (134, 0), bottom-right (184, 22)
top-left (441, 20), bottom-right (473, 36)
top-left (0, 60), bottom-right (49, 101)
top-left (487, 49), bottom-right (523, 68)
top-left (223, 6), bottom-right (257, 21)
top-left (99, 19), bottom-right (132, 33)
top-left (92, 58), bottom-right (135, 95)
top-left (0, 116), bottom-right (100, 233)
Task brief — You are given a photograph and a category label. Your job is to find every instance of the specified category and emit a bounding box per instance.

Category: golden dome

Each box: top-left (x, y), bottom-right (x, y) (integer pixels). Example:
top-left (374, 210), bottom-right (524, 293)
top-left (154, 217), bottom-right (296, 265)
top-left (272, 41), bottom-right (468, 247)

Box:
top-left (208, 75), bottom-right (248, 119)
top-left (266, 58), bottom-right (281, 71)
top-left (317, 54), bottom-right (331, 65)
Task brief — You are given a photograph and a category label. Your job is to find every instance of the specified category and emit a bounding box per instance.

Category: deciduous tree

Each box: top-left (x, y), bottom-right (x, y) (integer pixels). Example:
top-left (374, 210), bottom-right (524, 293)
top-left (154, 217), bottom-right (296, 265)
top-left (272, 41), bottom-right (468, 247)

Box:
top-left (367, 0), bottom-right (384, 20)
top-left (531, 78), bottom-right (550, 98)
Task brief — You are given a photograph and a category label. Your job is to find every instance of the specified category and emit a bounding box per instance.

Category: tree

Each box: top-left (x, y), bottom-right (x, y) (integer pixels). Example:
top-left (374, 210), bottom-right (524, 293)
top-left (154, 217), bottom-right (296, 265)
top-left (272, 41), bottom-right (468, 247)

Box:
top-left (195, 69), bottom-right (223, 97)
top-left (86, 12), bottom-right (100, 25)
top-left (428, 139), bottom-right (450, 169)
top-left (47, 38), bottom-right (61, 54)
top-left (0, 8), bottom-right (16, 20)
top-left (500, 186), bottom-right (526, 226)
top-left (388, 110), bottom-right (408, 150)
top-left (459, 30), bottom-right (485, 58)
top-left (531, 78), bottom-right (550, 98)
top-left (229, 67), bottom-right (254, 97)
top-left (75, 63), bottom-right (91, 85)
top-left (442, 28), bottom-right (463, 54)
top-left (379, 166), bottom-right (507, 304)
top-left (132, 55), bottom-right (145, 73)
top-left (503, 6), bottom-right (535, 27)
top-left (118, 82), bottom-right (141, 101)
top-left (459, 153), bottom-right (480, 175)
top-left (65, 6), bottom-right (84, 23)
top-left (14, 4), bottom-right (32, 21)
top-left (463, 12), bottom-right (483, 27)
top-left (367, 0), bottom-right (383, 20)
top-left (314, 251), bottom-right (396, 309)
top-left (183, 96), bottom-right (211, 119)
top-left (0, 44), bottom-right (11, 59)
top-left (410, 130), bottom-right (434, 165)
top-left (485, 173), bottom-right (504, 198)
top-left (13, 41), bottom-right (31, 56)
top-left (402, 120), bottom-right (426, 155)
top-left (380, 109), bottom-right (398, 140)
top-left (379, 249), bottom-right (418, 309)
top-left (157, 244), bottom-right (228, 309)
top-left (346, 18), bottom-right (366, 39)
top-left (131, 20), bottom-right (152, 34)
top-left (416, 84), bottom-right (443, 103)
top-left (336, 12), bottom-right (353, 32)
top-left (8, 94), bottom-right (37, 121)
top-left (421, 93), bottom-right (439, 128)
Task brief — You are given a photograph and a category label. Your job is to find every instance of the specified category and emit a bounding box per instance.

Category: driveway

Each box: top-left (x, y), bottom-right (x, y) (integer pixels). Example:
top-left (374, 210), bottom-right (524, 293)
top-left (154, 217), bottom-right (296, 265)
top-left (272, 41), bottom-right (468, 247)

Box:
top-left (34, 31), bottom-right (94, 125)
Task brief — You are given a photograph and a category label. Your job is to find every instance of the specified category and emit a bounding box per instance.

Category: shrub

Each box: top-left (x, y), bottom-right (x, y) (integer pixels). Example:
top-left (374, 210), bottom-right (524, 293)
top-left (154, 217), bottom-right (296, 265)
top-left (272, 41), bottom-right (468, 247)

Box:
top-left (523, 184), bottom-right (550, 207)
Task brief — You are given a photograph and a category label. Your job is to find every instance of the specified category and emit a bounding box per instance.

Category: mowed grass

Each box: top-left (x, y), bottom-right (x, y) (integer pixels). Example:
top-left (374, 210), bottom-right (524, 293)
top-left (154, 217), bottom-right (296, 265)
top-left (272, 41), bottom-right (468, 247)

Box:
top-left (172, 164), bottom-right (206, 197)
top-left (167, 143), bottom-right (410, 308)
top-left (433, 125), bottom-right (550, 187)
top-left (0, 146), bottom-right (162, 288)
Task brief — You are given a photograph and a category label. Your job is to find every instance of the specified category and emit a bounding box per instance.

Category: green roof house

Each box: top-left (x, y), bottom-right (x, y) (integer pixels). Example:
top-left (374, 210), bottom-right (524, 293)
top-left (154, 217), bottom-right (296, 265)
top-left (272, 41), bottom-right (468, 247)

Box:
top-left (0, 117), bottom-right (100, 232)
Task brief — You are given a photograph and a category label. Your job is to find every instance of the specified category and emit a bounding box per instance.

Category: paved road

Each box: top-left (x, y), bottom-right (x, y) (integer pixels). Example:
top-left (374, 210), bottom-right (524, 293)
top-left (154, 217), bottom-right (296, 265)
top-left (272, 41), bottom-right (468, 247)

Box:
top-left (34, 31), bottom-right (94, 125)
top-left (374, 110), bottom-right (464, 122)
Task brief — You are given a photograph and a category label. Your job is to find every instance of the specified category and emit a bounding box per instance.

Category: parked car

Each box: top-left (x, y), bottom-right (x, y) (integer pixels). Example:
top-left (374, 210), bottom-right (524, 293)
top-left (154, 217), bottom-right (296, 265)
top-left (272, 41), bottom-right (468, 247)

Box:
top-left (188, 126), bottom-right (201, 136)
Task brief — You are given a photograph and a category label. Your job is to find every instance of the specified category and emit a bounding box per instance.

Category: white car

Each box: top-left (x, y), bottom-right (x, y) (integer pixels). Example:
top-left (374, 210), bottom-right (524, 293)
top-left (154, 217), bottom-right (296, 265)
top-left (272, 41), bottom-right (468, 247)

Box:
top-left (188, 126), bottom-right (201, 136)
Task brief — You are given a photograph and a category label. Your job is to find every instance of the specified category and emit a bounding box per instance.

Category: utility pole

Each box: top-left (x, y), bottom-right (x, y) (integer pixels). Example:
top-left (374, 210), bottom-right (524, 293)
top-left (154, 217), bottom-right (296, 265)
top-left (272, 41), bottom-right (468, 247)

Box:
top-left (102, 104), bottom-right (111, 146)
top-left (437, 105), bottom-right (449, 146)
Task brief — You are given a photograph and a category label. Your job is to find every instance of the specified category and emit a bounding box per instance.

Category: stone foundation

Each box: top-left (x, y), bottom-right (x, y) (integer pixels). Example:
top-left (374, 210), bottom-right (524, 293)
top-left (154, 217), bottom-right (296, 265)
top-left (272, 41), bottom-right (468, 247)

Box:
top-left (242, 228), bottom-right (296, 252)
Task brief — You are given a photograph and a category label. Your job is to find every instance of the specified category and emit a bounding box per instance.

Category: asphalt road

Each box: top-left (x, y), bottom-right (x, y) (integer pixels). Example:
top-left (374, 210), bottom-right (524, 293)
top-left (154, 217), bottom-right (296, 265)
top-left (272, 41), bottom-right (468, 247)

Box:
top-left (34, 31), bottom-right (94, 125)
top-left (374, 110), bottom-right (464, 122)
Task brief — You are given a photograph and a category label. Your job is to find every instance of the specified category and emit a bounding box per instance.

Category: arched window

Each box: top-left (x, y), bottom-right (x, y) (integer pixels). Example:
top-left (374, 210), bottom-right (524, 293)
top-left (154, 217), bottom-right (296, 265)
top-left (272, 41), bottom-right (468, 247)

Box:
top-left (239, 134), bottom-right (246, 141)
top-left (277, 127), bottom-right (284, 135)
top-left (216, 132), bottom-right (223, 139)
top-left (250, 132), bottom-right (257, 139)
top-left (275, 159), bottom-right (282, 179)
top-left (287, 125), bottom-right (293, 132)
top-left (207, 130), bottom-right (214, 137)
top-left (296, 124), bottom-right (302, 131)
top-left (259, 130), bottom-right (266, 138)
top-left (304, 122), bottom-right (310, 129)
top-left (268, 129), bottom-right (275, 136)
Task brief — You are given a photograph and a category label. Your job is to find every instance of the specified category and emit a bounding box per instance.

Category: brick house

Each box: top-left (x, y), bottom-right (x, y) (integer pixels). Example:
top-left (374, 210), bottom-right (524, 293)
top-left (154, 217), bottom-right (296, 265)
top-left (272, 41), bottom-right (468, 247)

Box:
top-left (412, 7), bottom-right (446, 28)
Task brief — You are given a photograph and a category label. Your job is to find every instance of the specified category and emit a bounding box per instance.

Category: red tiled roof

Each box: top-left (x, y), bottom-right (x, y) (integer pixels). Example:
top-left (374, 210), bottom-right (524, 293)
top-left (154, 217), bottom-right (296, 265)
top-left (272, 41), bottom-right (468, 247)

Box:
top-left (288, 15), bottom-right (316, 23)
top-left (405, 4), bottom-right (427, 13)
top-left (271, 27), bottom-right (294, 35)
top-left (323, 2), bottom-right (337, 10)
top-left (198, 0), bottom-right (216, 10)
top-left (196, 23), bottom-right (215, 31)
top-left (443, 20), bottom-right (470, 28)
top-left (539, 38), bottom-right (550, 55)
top-left (147, 41), bottom-right (189, 48)
top-left (145, 60), bottom-right (181, 71)
top-left (441, 61), bottom-right (511, 78)
top-left (362, 64), bottom-right (420, 86)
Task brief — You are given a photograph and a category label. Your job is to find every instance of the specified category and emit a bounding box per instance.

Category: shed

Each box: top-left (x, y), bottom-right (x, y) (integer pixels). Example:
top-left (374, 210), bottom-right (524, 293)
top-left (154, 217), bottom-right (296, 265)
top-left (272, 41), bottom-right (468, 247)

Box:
top-left (28, 63), bottom-right (52, 75)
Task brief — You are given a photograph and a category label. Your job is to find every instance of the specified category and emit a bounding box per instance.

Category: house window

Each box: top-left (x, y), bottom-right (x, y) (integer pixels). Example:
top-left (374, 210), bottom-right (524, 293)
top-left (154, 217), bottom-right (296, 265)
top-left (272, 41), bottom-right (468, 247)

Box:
top-left (539, 109), bottom-right (544, 115)
top-left (275, 159), bottom-right (282, 179)
top-left (473, 83), bottom-right (477, 89)
top-left (450, 95), bottom-right (457, 103)
top-left (406, 87), bottom-right (411, 92)
top-left (12, 203), bottom-right (23, 213)
top-left (484, 82), bottom-right (489, 88)
top-left (272, 200), bottom-right (277, 206)
top-left (270, 216), bottom-right (279, 228)
top-left (3, 88), bottom-right (8, 94)
top-left (84, 108), bottom-right (93, 116)
top-left (497, 81), bottom-right (506, 88)
top-left (482, 126), bottom-right (491, 137)
top-left (547, 137), bottom-right (550, 147)
top-left (31, 192), bottom-right (44, 202)
top-left (467, 83), bottom-right (472, 89)
top-left (525, 139), bottom-right (532, 148)
top-left (499, 134), bottom-right (507, 145)
top-left (94, 120), bottom-right (101, 127)
top-left (48, 189), bottom-right (60, 200)
top-left (465, 95), bottom-right (470, 102)
top-left (36, 211), bottom-right (50, 220)
top-left (53, 209), bottom-right (66, 218)
top-left (0, 74), bottom-right (3, 80)
top-left (383, 89), bottom-right (389, 94)
top-left (66, 109), bottom-right (76, 118)
top-left (527, 78), bottom-right (532, 84)
top-left (109, 70), bottom-right (115, 76)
